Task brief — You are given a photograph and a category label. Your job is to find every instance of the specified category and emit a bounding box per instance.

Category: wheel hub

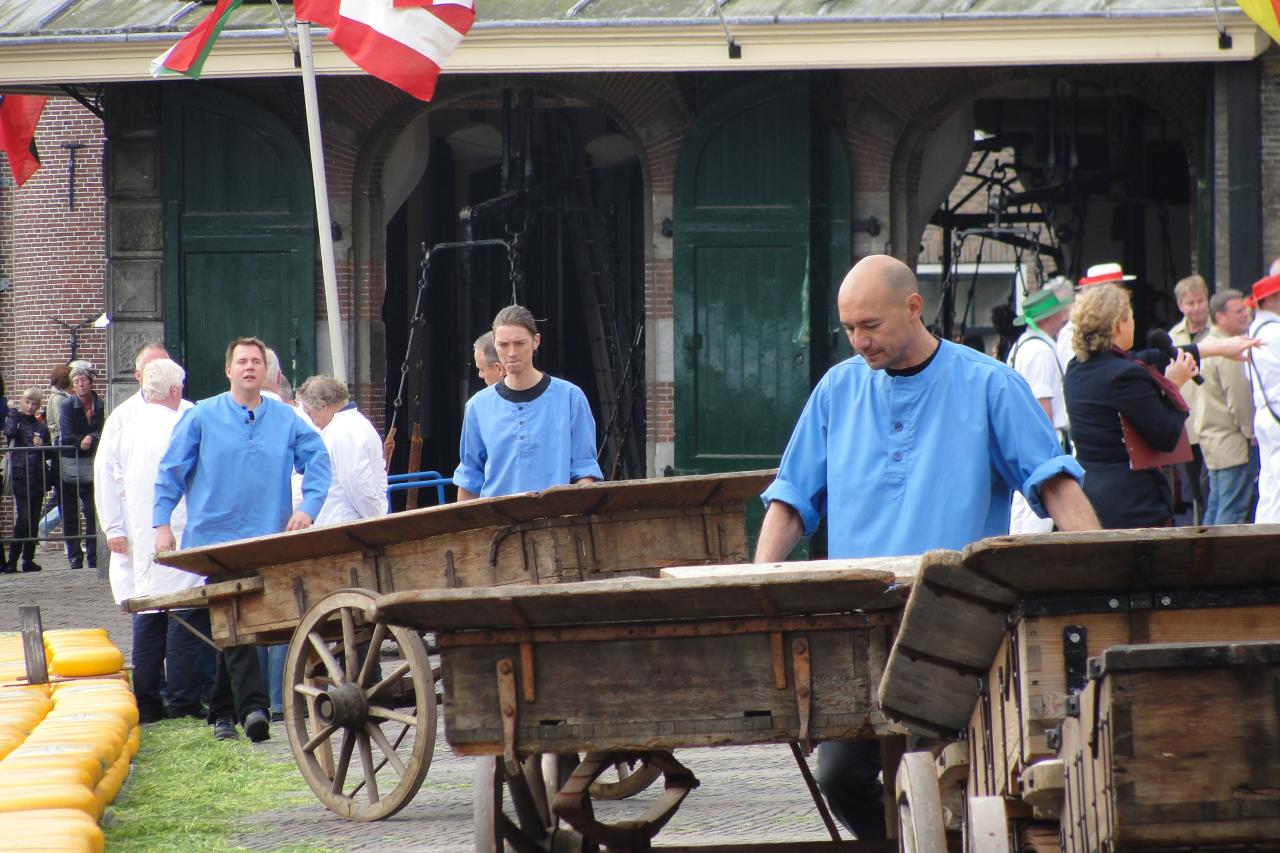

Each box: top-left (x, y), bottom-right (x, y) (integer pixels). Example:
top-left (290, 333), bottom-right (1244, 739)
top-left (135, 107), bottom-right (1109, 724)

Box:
top-left (315, 681), bottom-right (369, 727)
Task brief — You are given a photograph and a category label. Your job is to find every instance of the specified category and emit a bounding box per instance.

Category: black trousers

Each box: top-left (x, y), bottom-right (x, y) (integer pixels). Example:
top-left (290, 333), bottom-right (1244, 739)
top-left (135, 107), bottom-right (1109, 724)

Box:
top-left (207, 645), bottom-right (270, 726)
top-left (816, 740), bottom-right (886, 840)
top-left (7, 490), bottom-right (43, 566)
top-left (133, 608), bottom-right (216, 722)
top-left (58, 477), bottom-right (96, 565)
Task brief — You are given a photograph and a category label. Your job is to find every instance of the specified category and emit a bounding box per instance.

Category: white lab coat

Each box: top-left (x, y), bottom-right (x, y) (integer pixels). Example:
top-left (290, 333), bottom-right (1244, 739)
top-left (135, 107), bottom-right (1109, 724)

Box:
top-left (1250, 310), bottom-right (1280, 522)
top-left (118, 402), bottom-right (203, 603)
top-left (93, 391), bottom-right (194, 604)
top-left (315, 407), bottom-right (388, 526)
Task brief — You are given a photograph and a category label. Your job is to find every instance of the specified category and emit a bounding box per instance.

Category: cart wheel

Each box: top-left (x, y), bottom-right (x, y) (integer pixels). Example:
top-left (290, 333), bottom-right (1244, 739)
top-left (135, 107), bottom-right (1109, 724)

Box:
top-left (587, 756), bottom-right (663, 801)
top-left (473, 755), bottom-right (595, 853)
top-left (965, 796), bottom-right (1013, 853)
top-left (283, 588), bottom-right (436, 821)
top-left (896, 751), bottom-right (947, 853)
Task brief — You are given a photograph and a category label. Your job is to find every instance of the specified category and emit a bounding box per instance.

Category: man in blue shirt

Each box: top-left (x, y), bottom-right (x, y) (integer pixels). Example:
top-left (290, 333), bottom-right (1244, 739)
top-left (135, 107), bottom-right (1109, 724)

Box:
top-left (454, 305), bottom-right (602, 499)
top-left (757, 255), bottom-right (1099, 839)
top-left (155, 337), bottom-right (332, 742)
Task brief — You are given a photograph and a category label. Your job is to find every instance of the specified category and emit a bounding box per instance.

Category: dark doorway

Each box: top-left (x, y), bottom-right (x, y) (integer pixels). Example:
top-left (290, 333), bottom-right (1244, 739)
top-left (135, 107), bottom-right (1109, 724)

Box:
top-left (382, 92), bottom-right (646, 497)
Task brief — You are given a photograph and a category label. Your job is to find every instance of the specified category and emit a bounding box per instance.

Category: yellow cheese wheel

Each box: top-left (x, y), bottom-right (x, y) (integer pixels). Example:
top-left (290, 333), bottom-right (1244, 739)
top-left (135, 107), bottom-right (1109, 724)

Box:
top-left (28, 724), bottom-right (126, 760)
top-left (125, 726), bottom-right (140, 757)
top-left (47, 648), bottom-right (124, 679)
top-left (0, 836), bottom-right (95, 853)
top-left (44, 629), bottom-right (109, 642)
top-left (93, 753), bottom-right (131, 809)
top-left (0, 783), bottom-right (100, 818)
top-left (51, 676), bottom-right (127, 693)
top-left (0, 762), bottom-right (97, 789)
top-left (22, 735), bottom-right (118, 768)
top-left (49, 700), bottom-right (138, 729)
top-left (0, 818), bottom-right (104, 853)
top-left (9, 743), bottom-right (111, 777)
top-left (0, 754), bottom-right (106, 786)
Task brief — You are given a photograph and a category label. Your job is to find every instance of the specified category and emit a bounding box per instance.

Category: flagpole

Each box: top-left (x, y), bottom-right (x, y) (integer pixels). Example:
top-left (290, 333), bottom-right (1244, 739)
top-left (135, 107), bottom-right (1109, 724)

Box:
top-left (297, 20), bottom-right (348, 383)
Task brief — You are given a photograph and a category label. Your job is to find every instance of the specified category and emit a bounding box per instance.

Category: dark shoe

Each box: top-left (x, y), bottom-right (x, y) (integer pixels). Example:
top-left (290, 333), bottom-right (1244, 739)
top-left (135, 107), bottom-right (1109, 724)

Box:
top-left (212, 718), bottom-right (239, 741)
top-left (21, 562), bottom-right (42, 573)
top-left (68, 559), bottom-right (83, 570)
top-left (244, 709), bottom-right (270, 743)
top-left (138, 709), bottom-right (166, 725)
top-left (0, 564), bottom-right (17, 575)
top-left (270, 710), bottom-right (284, 723)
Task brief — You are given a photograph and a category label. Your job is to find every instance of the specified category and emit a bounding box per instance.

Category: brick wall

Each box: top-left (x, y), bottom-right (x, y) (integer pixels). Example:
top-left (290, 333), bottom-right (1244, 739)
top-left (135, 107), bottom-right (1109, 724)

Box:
top-left (1, 98), bottom-right (107, 404)
top-left (1260, 49), bottom-right (1280, 269)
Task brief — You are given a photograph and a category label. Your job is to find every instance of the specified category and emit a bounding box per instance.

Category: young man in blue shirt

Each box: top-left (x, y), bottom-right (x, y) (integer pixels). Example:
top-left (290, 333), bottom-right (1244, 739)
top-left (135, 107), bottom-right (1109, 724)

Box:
top-left (756, 255), bottom-right (1099, 839)
top-left (454, 305), bottom-right (602, 499)
top-left (155, 337), bottom-right (332, 742)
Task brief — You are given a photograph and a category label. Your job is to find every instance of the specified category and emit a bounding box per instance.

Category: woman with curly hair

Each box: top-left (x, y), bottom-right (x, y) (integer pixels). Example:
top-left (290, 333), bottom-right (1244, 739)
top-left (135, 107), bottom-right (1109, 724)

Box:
top-left (1063, 284), bottom-right (1199, 528)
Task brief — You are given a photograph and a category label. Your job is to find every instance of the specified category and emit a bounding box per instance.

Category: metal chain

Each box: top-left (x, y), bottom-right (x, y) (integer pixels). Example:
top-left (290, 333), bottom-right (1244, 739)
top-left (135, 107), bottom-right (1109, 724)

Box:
top-left (390, 243), bottom-right (433, 427)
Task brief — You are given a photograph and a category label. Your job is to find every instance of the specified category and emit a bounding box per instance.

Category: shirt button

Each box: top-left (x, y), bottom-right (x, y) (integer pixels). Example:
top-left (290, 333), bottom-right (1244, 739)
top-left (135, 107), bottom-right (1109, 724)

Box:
top-left (893, 452), bottom-right (902, 462)
top-left (893, 422), bottom-right (903, 431)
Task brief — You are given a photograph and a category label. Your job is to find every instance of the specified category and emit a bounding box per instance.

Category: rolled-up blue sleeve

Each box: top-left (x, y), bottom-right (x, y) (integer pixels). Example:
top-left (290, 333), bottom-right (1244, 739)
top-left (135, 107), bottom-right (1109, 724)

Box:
top-left (760, 379), bottom-right (830, 537)
top-left (989, 372), bottom-right (1085, 518)
top-left (452, 401), bottom-right (487, 493)
top-left (569, 387), bottom-right (604, 482)
top-left (154, 407), bottom-right (201, 527)
top-left (293, 422), bottom-right (333, 521)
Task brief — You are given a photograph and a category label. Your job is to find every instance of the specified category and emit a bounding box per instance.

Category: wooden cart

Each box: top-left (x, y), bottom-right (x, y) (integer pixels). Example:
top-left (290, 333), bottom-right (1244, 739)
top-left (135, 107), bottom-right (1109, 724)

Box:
top-left (125, 471), bottom-right (771, 821)
top-left (370, 557), bottom-right (921, 852)
top-left (877, 525), bottom-right (1280, 852)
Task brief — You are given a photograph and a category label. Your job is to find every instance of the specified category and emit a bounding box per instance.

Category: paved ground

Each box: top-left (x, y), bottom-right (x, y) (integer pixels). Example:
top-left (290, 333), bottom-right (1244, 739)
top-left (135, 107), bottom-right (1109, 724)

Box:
top-left (2, 552), bottom-right (839, 851)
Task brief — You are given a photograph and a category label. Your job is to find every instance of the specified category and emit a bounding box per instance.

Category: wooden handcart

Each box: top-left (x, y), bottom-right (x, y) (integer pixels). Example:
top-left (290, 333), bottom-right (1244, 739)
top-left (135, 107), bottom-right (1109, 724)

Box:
top-left (370, 557), bottom-right (922, 852)
top-left (877, 525), bottom-right (1280, 852)
top-left (125, 471), bottom-right (771, 821)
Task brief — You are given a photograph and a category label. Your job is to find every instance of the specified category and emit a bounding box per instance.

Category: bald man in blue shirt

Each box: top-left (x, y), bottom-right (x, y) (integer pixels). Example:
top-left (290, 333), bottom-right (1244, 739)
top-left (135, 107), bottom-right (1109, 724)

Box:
top-left (757, 255), bottom-right (1099, 839)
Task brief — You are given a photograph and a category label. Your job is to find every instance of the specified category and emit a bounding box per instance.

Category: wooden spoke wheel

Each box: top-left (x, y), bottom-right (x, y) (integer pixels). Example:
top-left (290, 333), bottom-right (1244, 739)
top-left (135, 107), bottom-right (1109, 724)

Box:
top-left (587, 756), bottom-right (663, 801)
top-left (473, 755), bottom-right (594, 853)
top-left (283, 588), bottom-right (436, 821)
top-left (896, 751), bottom-right (947, 853)
top-left (965, 796), bottom-right (1013, 853)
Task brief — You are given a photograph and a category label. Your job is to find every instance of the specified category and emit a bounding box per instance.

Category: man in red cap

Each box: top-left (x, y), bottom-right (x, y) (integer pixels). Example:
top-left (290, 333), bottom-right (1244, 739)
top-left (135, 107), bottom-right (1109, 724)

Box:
top-left (1247, 272), bottom-right (1280, 523)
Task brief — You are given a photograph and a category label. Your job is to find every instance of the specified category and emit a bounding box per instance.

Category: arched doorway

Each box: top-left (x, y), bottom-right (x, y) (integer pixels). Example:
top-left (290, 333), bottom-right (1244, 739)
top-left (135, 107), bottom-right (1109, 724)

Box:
top-left (380, 90), bottom-right (647, 490)
top-left (161, 84), bottom-right (316, 399)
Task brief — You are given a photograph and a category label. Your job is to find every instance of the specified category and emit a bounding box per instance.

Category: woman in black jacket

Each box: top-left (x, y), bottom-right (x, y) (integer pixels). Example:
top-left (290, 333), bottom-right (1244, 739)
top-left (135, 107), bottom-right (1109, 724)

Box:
top-left (59, 364), bottom-right (104, 570)
top-left (1064, 284), bottom-right (1198, 528)
top-left (4, 388), bottom-right (52, 572)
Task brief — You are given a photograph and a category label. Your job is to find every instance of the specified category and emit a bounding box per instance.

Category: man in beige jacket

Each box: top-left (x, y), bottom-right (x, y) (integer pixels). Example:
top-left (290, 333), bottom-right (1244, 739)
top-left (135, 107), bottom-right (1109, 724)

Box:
top-left (1196, 288), bottom-right (1257, 524)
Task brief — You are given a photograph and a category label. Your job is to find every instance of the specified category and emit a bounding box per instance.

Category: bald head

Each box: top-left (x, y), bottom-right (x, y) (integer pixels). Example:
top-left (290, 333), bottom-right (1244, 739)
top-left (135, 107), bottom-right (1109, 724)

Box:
top-left (1270, 258), bottom-right (1280, 277)
top-left (837, 255), bottom-right (937, 371)
top-left (838, 254), bottom-right (919, 303)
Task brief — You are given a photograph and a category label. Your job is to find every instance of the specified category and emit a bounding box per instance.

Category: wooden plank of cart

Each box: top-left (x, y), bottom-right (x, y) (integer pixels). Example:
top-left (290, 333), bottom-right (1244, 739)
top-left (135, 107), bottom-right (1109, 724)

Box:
top-left (372, 554), bottom-right (926, 853)
top-left (125, 471), bottom-right (772, 821)
top-left (877, 525), bottom-right (1280, 853)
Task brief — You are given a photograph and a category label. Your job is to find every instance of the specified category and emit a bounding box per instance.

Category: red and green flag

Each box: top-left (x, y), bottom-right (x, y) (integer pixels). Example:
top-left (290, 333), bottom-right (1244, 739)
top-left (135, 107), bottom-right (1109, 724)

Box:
top-left (0, 95), bottom-right (47, 187)
top-left (151, 0), bottom-right (244, 79)
top-left (1239, 0), bottom-right (1280, 45)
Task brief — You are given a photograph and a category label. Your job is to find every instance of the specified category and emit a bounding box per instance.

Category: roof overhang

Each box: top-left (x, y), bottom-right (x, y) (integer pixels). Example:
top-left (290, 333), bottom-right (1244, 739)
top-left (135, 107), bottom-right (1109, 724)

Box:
top-left (0, 12), bottom-right (1268, 87)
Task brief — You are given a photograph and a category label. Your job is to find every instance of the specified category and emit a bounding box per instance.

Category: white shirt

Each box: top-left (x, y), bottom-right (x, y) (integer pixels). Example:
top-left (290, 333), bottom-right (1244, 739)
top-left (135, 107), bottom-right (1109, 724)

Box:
top-left (118, 402), bottom-right (203, 604)
top-left (93, 391), bottom-right (194, 603)
top-left (314, 407), bottom-right (389, 526)
top-left (1055, 321), bottom-right (1075, 374)
top-left (1007, 328), bottom-right (1068, 430)
top-left (1250, 310), bottom-right (1280, 421)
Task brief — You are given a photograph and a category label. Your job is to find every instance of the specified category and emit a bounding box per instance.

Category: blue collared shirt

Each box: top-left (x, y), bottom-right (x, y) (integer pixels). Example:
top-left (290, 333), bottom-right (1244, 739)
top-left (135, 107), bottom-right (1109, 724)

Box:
top-left (453, 375), bottom-right (603, 498)
top-left (153, 393), bottom-right (332, 547)
top-left (762, 340), bottom-right (1084, 558)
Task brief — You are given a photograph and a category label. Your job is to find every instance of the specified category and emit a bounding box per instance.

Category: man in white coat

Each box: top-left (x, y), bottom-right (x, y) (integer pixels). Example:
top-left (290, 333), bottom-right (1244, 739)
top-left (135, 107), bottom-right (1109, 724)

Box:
top-left (298, 375), bottom-right (388, 525)
top-left (1247, 273), bottom-right (1280, 523)
top-left (95, 341), bottom-right (187, 604)
top-left (119, 358), bottom-right (212, 723)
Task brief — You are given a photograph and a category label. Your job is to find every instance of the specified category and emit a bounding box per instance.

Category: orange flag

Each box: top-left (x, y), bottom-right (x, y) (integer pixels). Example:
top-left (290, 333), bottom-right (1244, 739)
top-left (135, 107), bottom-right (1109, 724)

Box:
top-left (1239, 0), bottom-right (1280, 45)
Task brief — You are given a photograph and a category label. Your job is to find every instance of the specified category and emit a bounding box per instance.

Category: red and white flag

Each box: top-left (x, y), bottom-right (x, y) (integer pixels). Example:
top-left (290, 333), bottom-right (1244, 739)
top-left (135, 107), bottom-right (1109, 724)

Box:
top-left (297, 0), bottom-right (475, 102)
top-left (0, 95), bottom-right (47, 187)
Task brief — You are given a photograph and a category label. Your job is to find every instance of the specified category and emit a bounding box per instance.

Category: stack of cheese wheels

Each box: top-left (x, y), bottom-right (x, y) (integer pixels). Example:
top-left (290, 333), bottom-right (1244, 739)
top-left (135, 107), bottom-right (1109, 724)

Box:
top-left (0, 631), bottom-right (136, 852)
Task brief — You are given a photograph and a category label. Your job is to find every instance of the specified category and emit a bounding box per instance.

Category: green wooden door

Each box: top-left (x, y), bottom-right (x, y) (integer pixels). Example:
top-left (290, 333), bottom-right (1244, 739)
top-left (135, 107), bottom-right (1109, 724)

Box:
top-left (161, 86), bottom-right (316, 401)
top-left (674, 78), bottom-right (850, 555)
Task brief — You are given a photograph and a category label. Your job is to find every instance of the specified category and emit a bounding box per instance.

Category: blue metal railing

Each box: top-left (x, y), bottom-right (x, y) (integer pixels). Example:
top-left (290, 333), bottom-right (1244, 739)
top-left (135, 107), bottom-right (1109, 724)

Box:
top-left (386, 470), bottom-right (451, 509)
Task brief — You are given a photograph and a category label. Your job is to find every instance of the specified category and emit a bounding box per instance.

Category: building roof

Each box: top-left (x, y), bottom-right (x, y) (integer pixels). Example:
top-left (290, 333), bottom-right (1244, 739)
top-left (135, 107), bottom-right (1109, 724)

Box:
top-left (0, 1), bottom-right (1267, 86)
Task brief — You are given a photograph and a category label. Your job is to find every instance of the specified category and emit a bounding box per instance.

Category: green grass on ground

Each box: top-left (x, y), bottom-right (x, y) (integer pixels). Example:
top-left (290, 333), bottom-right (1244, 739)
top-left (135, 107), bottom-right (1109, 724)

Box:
top-left (103, 718), bottom-right (337, 853)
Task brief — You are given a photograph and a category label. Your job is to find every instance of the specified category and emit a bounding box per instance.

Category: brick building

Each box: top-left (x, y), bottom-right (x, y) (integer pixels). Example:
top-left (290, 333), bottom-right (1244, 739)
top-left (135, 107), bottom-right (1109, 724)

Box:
top-left (0, 2), bottom-right (1273, 487)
